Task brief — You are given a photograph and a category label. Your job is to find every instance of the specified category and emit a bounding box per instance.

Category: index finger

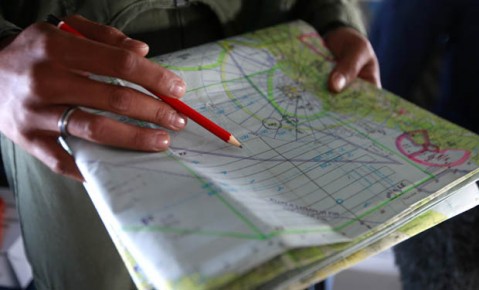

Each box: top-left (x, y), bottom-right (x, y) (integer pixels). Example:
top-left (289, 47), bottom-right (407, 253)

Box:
top-left (64, 15), bottom-right (150, 57)
top-left (46, 29), bottom-right (186, 98)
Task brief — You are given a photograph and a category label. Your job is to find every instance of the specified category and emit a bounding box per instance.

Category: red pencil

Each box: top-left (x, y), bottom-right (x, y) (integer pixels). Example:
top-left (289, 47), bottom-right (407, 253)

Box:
top-left (46, 15), bottom-right (242, 148)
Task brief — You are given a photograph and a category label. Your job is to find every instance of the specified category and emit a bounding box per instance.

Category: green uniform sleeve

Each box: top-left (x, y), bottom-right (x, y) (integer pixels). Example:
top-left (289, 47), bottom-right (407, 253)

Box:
top-left (297, 0), bottom-right (366, 35)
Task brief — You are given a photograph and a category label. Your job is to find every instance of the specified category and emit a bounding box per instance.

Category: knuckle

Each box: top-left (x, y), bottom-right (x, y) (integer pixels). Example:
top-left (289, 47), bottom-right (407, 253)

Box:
top-left (114, 51), bottom-right (137, 75)
top-left (359, 39), bottom-right (374, 56)
top-left (108, 87), bottom-right (133, 112)
top-left (132, 129), bottom-right (148, 149)
top-left (26, 22), bottom-right (52, 36)
top-left (100, 25), bottom-right (122, 39)
top-left (24, 23), bottom-right (42, 37)
top-left (83, 117), bottom-right (107, 141)
top-left (154, 106), bottom-right (171, 123)
top-left (155, 68), bottom-right (170, 85)
top-left (22, 23), bottom-right (56, 57)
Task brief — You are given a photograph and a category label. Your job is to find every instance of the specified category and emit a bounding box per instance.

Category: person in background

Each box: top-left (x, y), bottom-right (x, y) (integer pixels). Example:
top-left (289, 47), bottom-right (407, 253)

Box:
top-left (370, 0), bottom-right (479, 289)
top-left (0, 1), bottom-right (380, 289)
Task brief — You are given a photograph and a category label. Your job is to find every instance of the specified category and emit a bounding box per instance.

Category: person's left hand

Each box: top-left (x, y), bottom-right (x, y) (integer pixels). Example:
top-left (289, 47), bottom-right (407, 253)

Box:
top-left (323, 26), bottom-right (381, 93)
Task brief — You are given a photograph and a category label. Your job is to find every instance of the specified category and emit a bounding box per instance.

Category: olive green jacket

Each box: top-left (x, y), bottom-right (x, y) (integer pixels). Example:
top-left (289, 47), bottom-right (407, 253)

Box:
top-left (1, 0), bottom-right (364, 54)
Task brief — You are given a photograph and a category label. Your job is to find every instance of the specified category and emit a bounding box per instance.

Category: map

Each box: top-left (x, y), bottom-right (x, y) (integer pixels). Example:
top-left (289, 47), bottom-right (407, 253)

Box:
top-left (69, 21), bottom-right (479, 289)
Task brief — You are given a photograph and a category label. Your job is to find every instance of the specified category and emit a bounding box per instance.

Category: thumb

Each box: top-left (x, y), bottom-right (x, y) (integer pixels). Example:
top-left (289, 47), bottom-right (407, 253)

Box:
top-left (63, 15), bottom-right (149, 56)
top-left (328, 49), bottom-right (363, 93)
top-left (329, 71), bottom-right (348, 93)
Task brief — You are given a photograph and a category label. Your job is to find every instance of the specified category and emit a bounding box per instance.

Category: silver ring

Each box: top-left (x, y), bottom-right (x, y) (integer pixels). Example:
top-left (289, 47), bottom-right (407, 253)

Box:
top-left (58, 107), bottom-right (78, 138)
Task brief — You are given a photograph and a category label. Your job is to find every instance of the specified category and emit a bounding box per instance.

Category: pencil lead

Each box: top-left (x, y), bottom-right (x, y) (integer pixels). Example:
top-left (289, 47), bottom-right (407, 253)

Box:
top-left (228, 136), bottom-right (242, 148)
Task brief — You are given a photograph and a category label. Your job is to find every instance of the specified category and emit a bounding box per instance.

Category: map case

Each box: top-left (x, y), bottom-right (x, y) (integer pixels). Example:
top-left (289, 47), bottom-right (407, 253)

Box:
top-left (67, 21), bottom-right (479, 289)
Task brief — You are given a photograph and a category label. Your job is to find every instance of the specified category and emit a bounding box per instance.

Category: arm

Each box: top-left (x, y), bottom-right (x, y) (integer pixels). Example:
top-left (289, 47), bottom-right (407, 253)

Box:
top-left (0, 15), bottom-right (187, 181)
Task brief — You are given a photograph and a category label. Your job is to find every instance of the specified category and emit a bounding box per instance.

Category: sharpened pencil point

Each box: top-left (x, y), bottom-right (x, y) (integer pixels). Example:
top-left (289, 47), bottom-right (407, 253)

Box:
top-left (228, 136), bottom-right (242, 148)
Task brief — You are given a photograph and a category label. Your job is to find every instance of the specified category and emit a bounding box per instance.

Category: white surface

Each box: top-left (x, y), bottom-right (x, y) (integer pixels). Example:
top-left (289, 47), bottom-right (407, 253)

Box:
top-left (333, 249), bottom-right (402, 290)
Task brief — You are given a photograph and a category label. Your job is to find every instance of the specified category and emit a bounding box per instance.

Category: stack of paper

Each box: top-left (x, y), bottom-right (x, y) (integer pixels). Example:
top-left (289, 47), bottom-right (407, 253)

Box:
top-left (67, 21), bottom-right (479, 289)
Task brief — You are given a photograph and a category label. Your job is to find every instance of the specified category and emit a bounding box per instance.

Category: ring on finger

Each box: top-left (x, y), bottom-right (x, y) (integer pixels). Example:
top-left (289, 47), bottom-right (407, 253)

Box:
top-left (58, 106), bottom-right (78, 138)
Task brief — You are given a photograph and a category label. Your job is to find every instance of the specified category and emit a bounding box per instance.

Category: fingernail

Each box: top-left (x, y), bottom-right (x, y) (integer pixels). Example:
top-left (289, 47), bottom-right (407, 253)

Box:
top-left (173, 114), bottom-right (187, 129)
top-left (169, 80), bottom-right (186, 98)
top-left (153, 132), bottom-right (170, 150)
top-left (334, 73), bottom-right (346, 92)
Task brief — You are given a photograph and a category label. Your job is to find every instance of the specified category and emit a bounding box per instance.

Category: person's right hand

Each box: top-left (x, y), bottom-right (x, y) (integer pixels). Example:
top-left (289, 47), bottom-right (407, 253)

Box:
top-left (0, 15), bottom-right (188, 181)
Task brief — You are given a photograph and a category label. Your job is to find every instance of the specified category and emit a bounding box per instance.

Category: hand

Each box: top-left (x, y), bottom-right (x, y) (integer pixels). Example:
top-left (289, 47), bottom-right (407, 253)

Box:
top-left (323, 27), bottom-right (381, 92)
top-left (0, 15), bottom-right (187, 181)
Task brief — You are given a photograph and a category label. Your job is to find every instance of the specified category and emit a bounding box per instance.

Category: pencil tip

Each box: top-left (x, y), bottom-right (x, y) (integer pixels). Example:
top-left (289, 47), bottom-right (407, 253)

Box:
top-left (228, 135), bottom-right (242, 148)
